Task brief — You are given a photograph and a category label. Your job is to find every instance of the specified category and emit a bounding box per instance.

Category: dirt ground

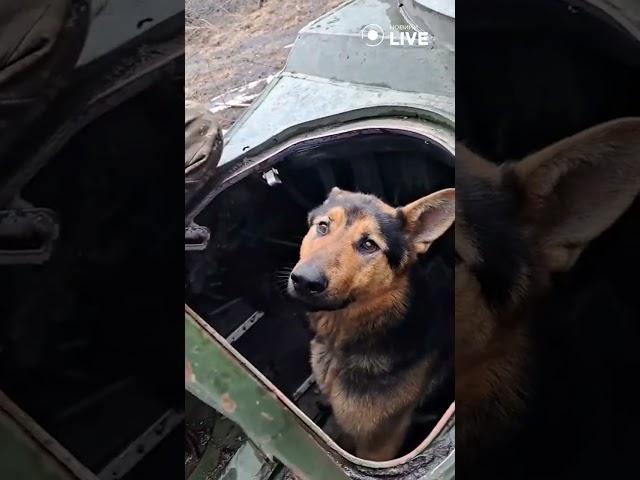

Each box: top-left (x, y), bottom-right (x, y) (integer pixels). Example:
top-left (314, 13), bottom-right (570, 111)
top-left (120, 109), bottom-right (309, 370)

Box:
top-left (186, 0), bottom-right (343, 129)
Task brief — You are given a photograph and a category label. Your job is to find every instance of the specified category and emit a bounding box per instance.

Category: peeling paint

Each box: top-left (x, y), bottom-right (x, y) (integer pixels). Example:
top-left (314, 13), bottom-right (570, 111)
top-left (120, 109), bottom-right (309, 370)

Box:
top-left (220, 393), bottom-right (237, 413)
top-left (260, 412), bottom-right (274, 422)
top-left (184, 359), bottom-right (196, 384)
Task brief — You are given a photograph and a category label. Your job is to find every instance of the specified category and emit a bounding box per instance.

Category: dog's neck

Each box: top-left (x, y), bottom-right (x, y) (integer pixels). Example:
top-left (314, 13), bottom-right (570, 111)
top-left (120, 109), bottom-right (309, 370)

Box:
top-left (309, 277), bottom-right (410, 349)
top-left (456, 288), bottom-right (548, 462)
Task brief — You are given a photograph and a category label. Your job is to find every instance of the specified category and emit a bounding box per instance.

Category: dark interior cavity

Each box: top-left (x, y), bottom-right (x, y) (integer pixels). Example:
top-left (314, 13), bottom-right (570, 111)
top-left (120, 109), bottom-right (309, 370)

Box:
top-left (186, 130), bottom-right (454, 457)
top-left (0, 82), bottom-right (184, 478)
top-left (457, 0), bottom-right (640, 161)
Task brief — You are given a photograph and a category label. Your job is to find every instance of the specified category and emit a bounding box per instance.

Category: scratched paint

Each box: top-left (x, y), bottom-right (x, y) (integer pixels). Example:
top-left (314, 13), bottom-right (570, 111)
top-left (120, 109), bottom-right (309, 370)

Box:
top-left (185, 359), bottom-right (196, 384)
top-left (220, 394), bottom-right (237, 414)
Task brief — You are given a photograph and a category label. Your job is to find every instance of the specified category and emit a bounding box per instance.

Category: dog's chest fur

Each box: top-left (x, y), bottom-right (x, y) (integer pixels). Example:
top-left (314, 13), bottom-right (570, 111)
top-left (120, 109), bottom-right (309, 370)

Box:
top-left (309, 332), bottom-right (430, 441)
top-left (308, 310), bottom-right (411, 394)
top-left (309, 334), bottom-right (398, 400)
top-left (307, 302), bottom-right (435, 439)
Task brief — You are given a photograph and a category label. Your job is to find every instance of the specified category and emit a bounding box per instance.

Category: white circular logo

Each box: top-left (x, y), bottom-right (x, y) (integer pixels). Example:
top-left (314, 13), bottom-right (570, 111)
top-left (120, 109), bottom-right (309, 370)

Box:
top-left (361, 24), bottom-right (385, 47)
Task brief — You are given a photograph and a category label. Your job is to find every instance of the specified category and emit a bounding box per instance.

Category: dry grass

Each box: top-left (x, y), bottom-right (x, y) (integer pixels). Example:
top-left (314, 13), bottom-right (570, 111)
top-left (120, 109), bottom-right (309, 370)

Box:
top-left (186, 0), bottom-right (344, 129)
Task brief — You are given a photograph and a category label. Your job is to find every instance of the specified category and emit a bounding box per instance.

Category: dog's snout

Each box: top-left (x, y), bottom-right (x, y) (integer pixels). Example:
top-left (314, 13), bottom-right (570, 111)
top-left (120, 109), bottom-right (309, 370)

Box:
top-left (290, 264), bottom-right (328, 295)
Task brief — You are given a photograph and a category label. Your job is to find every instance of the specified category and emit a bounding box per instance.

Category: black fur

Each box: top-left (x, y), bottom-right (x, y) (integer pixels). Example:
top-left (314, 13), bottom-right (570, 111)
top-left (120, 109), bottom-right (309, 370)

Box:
top-left (337, 263), bottom-right (454, 435)
top-left (457, 170), bottom-right (531, 310)
top-left (374, 211), bottom-right (407, 269)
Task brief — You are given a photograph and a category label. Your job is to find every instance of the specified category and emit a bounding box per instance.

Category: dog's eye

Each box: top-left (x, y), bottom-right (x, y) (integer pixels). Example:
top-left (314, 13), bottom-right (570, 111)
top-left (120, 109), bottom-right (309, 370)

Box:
top-left (316, 221), bottom-right (329, 235)
top-left (359, 239), bottom-right (379, 253)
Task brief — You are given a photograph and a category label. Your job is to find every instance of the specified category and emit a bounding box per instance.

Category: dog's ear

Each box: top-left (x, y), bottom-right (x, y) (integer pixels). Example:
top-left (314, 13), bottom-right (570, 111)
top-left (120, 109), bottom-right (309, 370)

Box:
top-left (510, 117), bottom-right (640, 272)
top-left (325, 186), bottom-right (343, 203)
top-left (400, 188), bottom-right (455, 254)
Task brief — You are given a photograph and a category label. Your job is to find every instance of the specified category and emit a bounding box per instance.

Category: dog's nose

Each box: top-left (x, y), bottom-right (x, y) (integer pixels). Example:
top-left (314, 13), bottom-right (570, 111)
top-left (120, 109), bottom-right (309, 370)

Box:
top-left (290, 264), bottom-right (328, 295)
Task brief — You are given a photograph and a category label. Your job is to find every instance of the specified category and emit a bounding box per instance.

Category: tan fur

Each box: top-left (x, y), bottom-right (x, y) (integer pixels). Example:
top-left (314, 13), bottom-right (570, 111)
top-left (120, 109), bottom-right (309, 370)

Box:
top-left (310, 331), bottom-right (430, 461)
top-left (515, 118), bottom-right (640, 272)
top-left (401, 189), bottom-right (456, 254)
top-left (299, 210), bottom-right (400, 304)
top-left (306, 250), bottom-right (418, 460)
top-left (310, 276), bottom-right (409, 348)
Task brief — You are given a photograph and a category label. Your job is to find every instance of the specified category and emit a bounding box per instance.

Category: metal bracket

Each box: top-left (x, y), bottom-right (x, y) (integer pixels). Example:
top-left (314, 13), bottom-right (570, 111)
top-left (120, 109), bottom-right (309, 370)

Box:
top-left (97, 409), bottom-right (184, 480)
top-left (0, 208), bottom-right (59, 265)
top-left (262, 168), bottom-right (282, 186)
top-left (225, 311), bottom-right (265, 344)
top-left (185, 223), bottom-right (210, 251)
top-left (292, 375), bottom-right (315, 401)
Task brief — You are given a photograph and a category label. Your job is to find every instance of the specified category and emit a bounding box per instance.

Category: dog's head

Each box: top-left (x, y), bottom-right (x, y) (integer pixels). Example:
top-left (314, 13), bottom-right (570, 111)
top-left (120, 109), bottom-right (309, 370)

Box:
top-left (456, 118), bottom-right (640, 428)
top-left (288, 187), bottom-right (455, 312)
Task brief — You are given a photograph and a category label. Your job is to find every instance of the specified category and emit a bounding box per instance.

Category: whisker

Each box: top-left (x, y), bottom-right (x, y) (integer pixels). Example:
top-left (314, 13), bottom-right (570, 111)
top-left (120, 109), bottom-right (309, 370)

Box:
top-left (275, 268), bottom-right (294, 277)
top-left (274, 281), bottom-right (291, 294)
top-left (275, 270), bottom-right (293, 276)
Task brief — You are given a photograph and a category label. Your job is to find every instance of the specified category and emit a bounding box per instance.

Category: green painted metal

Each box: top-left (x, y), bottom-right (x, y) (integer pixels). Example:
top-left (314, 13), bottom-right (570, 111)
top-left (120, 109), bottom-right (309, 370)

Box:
top-left (185, 310), bottom-right (349, 480)
top-left (0, 416), bottom-right (75, 480)
top-left (0, 392), bottom-right (97, 480)
top-left (219, 0), bottom-right (455, 167)
top-left (218, 74), bottom-right (454, 166)
top-left (286, 0), bottom-right (453, 96)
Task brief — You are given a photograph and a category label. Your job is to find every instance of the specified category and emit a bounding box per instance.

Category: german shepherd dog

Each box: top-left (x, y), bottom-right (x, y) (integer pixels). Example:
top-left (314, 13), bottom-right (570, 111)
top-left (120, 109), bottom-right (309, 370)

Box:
top-left (456, 118), bottom-right (640, 478)
top-left (287, 187), bottom-right (455, 461)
